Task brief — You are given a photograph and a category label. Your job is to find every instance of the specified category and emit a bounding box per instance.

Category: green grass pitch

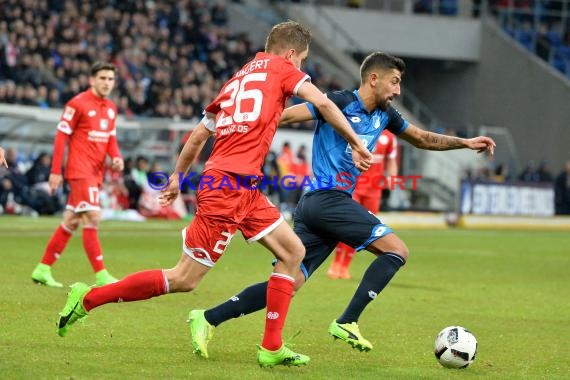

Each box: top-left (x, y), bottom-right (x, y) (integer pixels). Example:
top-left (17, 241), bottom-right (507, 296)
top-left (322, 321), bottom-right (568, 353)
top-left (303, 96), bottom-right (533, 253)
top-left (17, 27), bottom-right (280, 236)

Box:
top-left (1, 216), bottom-right (569, 379)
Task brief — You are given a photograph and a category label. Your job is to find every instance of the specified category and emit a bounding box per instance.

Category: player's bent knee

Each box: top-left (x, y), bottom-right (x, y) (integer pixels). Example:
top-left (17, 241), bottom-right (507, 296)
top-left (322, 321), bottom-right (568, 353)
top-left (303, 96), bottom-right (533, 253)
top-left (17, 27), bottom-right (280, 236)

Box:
top-left (291, 245), bottom-right (306, 264)
top-left (395, 243), bottom-right (410, 261)
top-left (65, 220), bottom-right (80, 231)
top-left (282, 242), bottom-right (305, 266)
top-left (63, 214), bottom-right (80, 231)
top-left (83, 213), bottom-right (101, 226)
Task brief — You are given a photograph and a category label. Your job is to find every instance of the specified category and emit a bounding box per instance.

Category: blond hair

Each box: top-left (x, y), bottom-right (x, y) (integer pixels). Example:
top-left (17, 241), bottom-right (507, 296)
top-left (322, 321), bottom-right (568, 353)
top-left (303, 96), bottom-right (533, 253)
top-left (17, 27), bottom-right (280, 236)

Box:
top-left (265, 21), bottom-right (311, 54)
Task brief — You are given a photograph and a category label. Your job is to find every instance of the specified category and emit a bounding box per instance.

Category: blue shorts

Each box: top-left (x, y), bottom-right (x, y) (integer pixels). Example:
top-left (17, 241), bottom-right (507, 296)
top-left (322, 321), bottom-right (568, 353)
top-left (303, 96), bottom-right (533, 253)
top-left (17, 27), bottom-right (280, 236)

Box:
top-left (293, 189), bottom-right (393, 279)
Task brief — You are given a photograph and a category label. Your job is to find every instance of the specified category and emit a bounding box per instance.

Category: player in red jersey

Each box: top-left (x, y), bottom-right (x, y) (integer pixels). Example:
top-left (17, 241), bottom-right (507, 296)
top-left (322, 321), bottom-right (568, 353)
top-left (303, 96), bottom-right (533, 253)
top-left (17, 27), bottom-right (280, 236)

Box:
top-left (56, 21), bottom-right (372, 367)
top-left (328, 130), bottom-right (398, 279)
top-left (31, 62), bottom-right (124, 288)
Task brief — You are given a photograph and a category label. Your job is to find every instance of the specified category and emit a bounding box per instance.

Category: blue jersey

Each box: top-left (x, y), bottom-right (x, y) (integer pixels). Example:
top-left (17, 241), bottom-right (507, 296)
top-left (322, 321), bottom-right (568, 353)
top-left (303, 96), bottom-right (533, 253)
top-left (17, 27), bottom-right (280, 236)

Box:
top-left (306, 89), bottom-right (409, 194)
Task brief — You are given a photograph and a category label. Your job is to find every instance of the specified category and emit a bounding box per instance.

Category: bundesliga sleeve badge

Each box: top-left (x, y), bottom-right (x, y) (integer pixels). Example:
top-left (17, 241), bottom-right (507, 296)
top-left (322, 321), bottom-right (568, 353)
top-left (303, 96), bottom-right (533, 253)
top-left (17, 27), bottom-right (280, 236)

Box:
top-left (62, 106), bottom-right (76, 121)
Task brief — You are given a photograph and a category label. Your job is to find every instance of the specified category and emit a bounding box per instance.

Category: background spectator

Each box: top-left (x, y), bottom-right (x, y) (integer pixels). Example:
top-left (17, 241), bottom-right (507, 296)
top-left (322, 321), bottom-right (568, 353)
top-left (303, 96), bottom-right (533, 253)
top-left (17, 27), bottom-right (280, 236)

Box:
top-left (554, 160), bottom-right (570, 214)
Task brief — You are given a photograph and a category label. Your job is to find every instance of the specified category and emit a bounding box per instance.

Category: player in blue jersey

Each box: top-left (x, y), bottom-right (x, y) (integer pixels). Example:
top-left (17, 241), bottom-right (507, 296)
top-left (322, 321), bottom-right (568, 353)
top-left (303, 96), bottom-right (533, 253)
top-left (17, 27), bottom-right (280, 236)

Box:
top-left (186, 52), bottom-right (496, 357)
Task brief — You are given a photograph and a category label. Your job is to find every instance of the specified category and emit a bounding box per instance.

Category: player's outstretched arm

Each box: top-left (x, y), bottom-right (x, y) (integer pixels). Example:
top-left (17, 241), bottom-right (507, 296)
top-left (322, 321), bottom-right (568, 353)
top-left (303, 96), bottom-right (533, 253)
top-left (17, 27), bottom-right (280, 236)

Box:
top-left (399, 124), bottom-right (495, 155)
top-left (296, 82), bottom-right (372, 171)
top-left (159, 118), bottom-right (215, 206)
top-left (279, 104), bottom-right (314, 125)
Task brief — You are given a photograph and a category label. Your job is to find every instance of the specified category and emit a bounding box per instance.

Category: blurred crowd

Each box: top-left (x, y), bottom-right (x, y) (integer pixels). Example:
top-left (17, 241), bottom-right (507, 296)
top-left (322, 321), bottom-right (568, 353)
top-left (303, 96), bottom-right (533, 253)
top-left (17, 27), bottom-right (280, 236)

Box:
top-left (0, 0), bottom-right (340, 124)
top-left (1, 0), bottom-right (238, 119)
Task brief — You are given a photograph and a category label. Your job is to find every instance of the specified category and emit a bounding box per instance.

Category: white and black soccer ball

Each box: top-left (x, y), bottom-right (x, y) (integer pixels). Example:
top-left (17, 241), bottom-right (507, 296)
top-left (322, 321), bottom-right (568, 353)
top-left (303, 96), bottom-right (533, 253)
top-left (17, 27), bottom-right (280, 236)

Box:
top-left (434, 326), bottom-right (478, 369)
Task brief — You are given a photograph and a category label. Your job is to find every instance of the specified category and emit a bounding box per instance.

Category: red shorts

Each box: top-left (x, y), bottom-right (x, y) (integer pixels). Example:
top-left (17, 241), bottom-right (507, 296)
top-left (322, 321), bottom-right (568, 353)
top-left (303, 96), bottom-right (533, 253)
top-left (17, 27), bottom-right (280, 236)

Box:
top-left (66, 178), bottom-right (102, 212)
top-left (182, 170), bottom-right (282, 267)
top-left (353, 192), bottom-right (382, 214)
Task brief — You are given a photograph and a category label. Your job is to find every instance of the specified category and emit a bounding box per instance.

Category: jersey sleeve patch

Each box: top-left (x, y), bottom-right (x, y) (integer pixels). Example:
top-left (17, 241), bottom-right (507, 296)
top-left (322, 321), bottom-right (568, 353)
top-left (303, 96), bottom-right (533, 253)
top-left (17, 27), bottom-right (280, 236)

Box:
top-left (62, 106), bottom-right (76, 121)
top-left (57, 121), bottom-right (73, 135)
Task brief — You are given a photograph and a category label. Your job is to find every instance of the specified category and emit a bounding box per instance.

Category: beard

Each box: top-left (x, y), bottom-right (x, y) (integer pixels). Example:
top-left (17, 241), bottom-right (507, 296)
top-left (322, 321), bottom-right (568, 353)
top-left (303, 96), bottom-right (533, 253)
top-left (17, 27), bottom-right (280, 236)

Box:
top-left (379, 99), bottom-right (390, 111)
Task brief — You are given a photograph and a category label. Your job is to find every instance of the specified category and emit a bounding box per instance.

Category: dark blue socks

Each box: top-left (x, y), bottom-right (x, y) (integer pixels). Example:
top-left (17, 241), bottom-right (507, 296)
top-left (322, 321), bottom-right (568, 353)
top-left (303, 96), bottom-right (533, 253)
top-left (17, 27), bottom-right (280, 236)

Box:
top-left (336, 253), bottom-right (405, 324)
top-left (204, 281), bottom-right (268, 326)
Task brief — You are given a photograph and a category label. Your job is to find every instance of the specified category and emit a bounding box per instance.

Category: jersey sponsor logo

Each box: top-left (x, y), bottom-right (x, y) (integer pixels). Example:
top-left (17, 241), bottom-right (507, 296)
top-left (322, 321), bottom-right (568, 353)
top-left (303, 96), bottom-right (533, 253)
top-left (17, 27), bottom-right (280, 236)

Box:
top-left (57, 121), bottom-right (72, 135)
top-left (350, 116), bottom-right (361, 123)
top-left (100, 119), bottom-right (109, 130)
top-left (88, 110), bottom-right (96, 117)
top-left (88, 130), bottom-right (110, 142)
top-left (107, 108), bottom-right (115, 119)
top-left (345, 134), bottom-right (373, 153)
top-left (62, 106), bottom-right (76, 121)
top-left (219, 124), bottom-right (248, 136)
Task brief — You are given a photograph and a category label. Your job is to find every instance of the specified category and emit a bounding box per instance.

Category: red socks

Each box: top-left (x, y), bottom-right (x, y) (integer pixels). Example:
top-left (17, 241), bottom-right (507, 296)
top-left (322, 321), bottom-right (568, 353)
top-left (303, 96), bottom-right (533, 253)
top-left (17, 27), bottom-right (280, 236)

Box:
top-left (40, 224), bottom-right (111, 274)
top-left (83, 269), bottom-right (167, 311)
top-left (339, 243), bottom-right (356, 268)
top-left (261, 273), bottom-right (295, 351)
top-left (83, 227), bottom-right (105, 272)
top-left (328, 243), bottom-right (356, 279)
top-left (41, 224), bottom-right (73, 265)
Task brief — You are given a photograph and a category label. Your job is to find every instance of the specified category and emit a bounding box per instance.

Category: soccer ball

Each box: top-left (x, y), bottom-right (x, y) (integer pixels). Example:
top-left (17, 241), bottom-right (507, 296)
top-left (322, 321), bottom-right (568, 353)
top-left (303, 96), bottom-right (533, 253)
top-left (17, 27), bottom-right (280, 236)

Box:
top-left (434, 326), bottom-right (478, 369)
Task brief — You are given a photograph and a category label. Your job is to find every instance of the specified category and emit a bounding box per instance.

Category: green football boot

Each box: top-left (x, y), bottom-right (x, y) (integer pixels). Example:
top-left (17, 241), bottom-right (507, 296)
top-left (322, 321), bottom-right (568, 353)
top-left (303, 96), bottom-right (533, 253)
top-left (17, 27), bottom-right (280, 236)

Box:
top-left (95, 269), bottom-right (118, 286)
top-left (31, 263), bottom-right (63, 288)
top-left (328, 320), bottom-right (373, 352)
top-left (188, 309), bottom-right (215, 359)
top-left (57, 282), bottom-right (90, 337)
top-left (257, 344), bottom-right (310, 368)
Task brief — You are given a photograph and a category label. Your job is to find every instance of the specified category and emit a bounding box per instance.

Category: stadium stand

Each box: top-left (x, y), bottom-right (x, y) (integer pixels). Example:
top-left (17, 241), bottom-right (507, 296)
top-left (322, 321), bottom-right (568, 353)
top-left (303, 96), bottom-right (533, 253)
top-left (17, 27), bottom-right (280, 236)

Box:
top-left (0, 1), bottom-right (256, 119)
top-left (0, 0), bottom-right (566, 218)
top-left (486, 0), bottom-right (570, 77)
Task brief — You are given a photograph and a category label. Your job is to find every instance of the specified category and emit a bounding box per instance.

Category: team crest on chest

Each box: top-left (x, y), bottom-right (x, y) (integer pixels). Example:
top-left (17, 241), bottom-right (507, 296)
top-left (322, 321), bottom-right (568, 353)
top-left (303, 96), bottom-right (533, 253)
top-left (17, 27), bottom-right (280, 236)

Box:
top-left (373, 116), bottom-right (380, 129)
top-left (107, 108), bottom-right (115, 119)
top-left (100, 119), bottom-right (109, 130)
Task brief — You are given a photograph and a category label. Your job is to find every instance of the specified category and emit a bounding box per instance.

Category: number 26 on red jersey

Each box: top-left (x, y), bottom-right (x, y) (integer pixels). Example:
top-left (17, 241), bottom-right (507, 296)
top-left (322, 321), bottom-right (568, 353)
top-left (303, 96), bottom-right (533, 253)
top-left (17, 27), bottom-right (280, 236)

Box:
top-left (216, 73), bottom-right (267, 129)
